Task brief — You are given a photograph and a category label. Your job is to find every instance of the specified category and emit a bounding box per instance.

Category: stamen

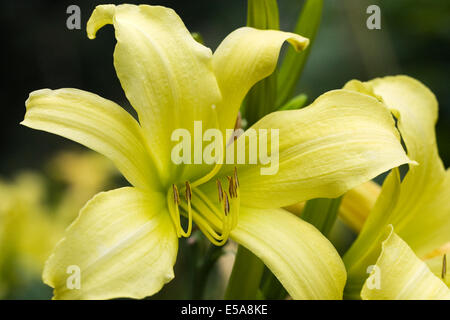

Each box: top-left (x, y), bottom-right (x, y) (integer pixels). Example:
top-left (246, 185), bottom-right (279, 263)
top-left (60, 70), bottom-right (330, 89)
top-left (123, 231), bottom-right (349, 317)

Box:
top-left (442, 254), bottom-right (447, 279)
top-left (182, 181), bottom-right (193, 237)
top-left (185, 181), bottom-right (192, 201)
top-left (227, 176), bottom-right (235, 198)
top-left (196, 221), bottom-right (228, 246)
top-left (223, 192), bottom-right (230, 216)
top-left (172, 184), bottom-right (180, 205)
top-left (173, 161), bottom-right (241, 247)
top-left (230, 190), bottom-right (240, 230)
top-left (217, 179), bottom-right (224, 203)
top-left (234, 111), bottom-right (242, 132)
top-left (168, 183), bottom-right (193, 238)
top-left (230, 167), bottom-right (240, 229)
top-left (180, 195), bottom-right (228, 246)
top-left (186, 186), bottom-right (239, 247)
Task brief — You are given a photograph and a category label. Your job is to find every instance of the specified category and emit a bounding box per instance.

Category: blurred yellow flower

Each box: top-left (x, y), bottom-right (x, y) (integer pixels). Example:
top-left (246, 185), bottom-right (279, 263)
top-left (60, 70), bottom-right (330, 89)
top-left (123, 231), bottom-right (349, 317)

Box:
top-left (0, 151), bottom-right (116, 298)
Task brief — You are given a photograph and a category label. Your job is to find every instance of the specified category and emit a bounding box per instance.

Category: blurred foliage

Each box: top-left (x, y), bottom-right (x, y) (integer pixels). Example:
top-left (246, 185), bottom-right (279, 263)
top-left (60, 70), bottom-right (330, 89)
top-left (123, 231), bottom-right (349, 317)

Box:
top-left (1, 0), bottom-right (449, 173)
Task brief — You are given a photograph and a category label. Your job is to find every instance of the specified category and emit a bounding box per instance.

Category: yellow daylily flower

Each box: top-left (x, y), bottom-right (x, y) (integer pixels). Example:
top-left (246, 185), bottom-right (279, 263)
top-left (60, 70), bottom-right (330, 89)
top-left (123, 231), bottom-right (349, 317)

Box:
top-left (342, 75), bottom-right (450, 299)
top-left (361, 226), bottom-right (450, 300)
top-left (0, 172), bottom-right (62, 298)
top-left (48, 151), bottom-right (117, 227)
top-left (0, 173), bottom-right (56, 272)
top-left (22, 4), bottom-right (411, 300)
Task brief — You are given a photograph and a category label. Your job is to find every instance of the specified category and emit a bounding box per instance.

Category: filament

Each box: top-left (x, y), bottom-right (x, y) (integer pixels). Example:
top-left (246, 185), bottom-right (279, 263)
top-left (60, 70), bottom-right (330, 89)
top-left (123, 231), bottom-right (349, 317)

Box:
top-left (167, 183), bottom-right (193, 238)
top-left (167, 167), bottom-right (240, 246)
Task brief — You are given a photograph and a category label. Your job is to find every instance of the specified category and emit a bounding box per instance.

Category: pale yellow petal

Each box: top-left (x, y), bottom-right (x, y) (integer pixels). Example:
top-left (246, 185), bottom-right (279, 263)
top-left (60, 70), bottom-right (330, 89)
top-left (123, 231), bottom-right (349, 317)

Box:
top-left (423, 243), bottom-right (450, 287)
top-left (344, 76), bottom-right (450, 297)
top-left (212, 27), bottom-right (309, 137)
top-left (369, 76), bottom-right (449, 255)
top-left (231, 207), bottom-right (346, 299)
top-left (206, 89), bottom-right (411, 209)
top-left (22, 89), bottom-right (158, 190)
top-left (87, 4), bottom-right (222, 183)
top-left (344, 168), bottom-right (402, 298)
top-left (43, 187), bottom-right (178, 300)
top-left (361, 227), bottom-right (450, 300)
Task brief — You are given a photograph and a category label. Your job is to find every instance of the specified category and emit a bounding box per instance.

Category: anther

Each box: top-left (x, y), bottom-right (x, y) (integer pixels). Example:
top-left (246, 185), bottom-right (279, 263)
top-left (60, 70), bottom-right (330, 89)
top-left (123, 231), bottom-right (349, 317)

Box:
top-left (217, 179), bottom-right (224, 203)
top-left (234, 111), bottom-right (242, 132)
top-left (172, 184), bottom-right (180, 205)
top-left (442, 254), bottom-right (447, 279)
top-left (234, 166), bottom-right (239, 188)
top-left (227, 176), bottom-right (235, 198)
top-left (185, 181), bottom-right (192, 201)
top-left (223, 192), bottom-right (230, 216)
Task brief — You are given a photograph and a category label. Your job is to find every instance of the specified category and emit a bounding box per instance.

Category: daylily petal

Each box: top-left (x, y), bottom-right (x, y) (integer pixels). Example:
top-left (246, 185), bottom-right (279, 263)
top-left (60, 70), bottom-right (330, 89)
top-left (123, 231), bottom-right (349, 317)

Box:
top-left (230, 207), bottom-right (346, 299)
top-left (368, 76), bottom-right (450, 255)
top-left (207, 89), bottom-right (411, 209)
top-left (43, 187), bottom-right (178, 300)
top-left (424, 243), bottom-right (450, 286)
top-left (87, 4), bottom-right (222, 183)
top-left (343, 76), bottom-right (450, 298)
top-left (212, 27), bottom-right (309, 137)
top-left (22, 89), bottom-right (158, 190)
top-left (344, 169), bottom-right (402, 298)
top-left (361, 227), bottom-right (450, 300)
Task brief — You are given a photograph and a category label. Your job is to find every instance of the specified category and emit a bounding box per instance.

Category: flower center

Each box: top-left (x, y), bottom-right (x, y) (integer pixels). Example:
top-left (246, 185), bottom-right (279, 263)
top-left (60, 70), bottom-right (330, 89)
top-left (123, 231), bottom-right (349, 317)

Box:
top-left (166, 167), bottom-right (240, 246)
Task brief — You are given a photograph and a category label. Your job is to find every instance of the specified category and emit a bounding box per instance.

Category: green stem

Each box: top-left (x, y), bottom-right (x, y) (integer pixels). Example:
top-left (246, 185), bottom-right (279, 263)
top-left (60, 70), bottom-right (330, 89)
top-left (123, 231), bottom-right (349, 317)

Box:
top-left (276, 0), bottom-right (323, 107)
top-left (260, 267), bottom-right (286, 299)
top-left (224, 245), bottom-right (265, 299)
top-left (191, 241), bottom-right (223, 299)
top-left (301, 197), bottom-right (343, 237)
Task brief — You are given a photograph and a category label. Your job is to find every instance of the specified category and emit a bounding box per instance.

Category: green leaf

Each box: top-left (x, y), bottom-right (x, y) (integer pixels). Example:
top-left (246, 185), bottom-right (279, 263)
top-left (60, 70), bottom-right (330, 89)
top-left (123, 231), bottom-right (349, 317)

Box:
top-left (224, 245), bottom-right (265, 299)
top-left (260, 267), bottom-right (287, 299)
top-left (301, 197), bottom-right (343, 237)
top-left (278, 93), bottom-right (308, 110)
top-left (247, 0), bottom-right (279, 30)
top-left (276, 0), bottom-right (323, 107)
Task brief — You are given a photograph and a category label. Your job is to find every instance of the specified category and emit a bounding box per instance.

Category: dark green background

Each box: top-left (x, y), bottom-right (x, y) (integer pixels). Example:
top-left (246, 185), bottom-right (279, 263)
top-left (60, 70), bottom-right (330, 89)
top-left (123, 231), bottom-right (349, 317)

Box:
top-left (2, 0), bottom-right (449, 173)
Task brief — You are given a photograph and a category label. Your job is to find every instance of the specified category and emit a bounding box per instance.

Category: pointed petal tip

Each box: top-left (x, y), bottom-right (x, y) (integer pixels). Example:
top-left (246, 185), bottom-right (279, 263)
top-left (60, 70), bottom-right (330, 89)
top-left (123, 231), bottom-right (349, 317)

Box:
top-left (86, 4), bottom-right (116, 40)
top-left (287, 34), bottom-right (309, 52)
